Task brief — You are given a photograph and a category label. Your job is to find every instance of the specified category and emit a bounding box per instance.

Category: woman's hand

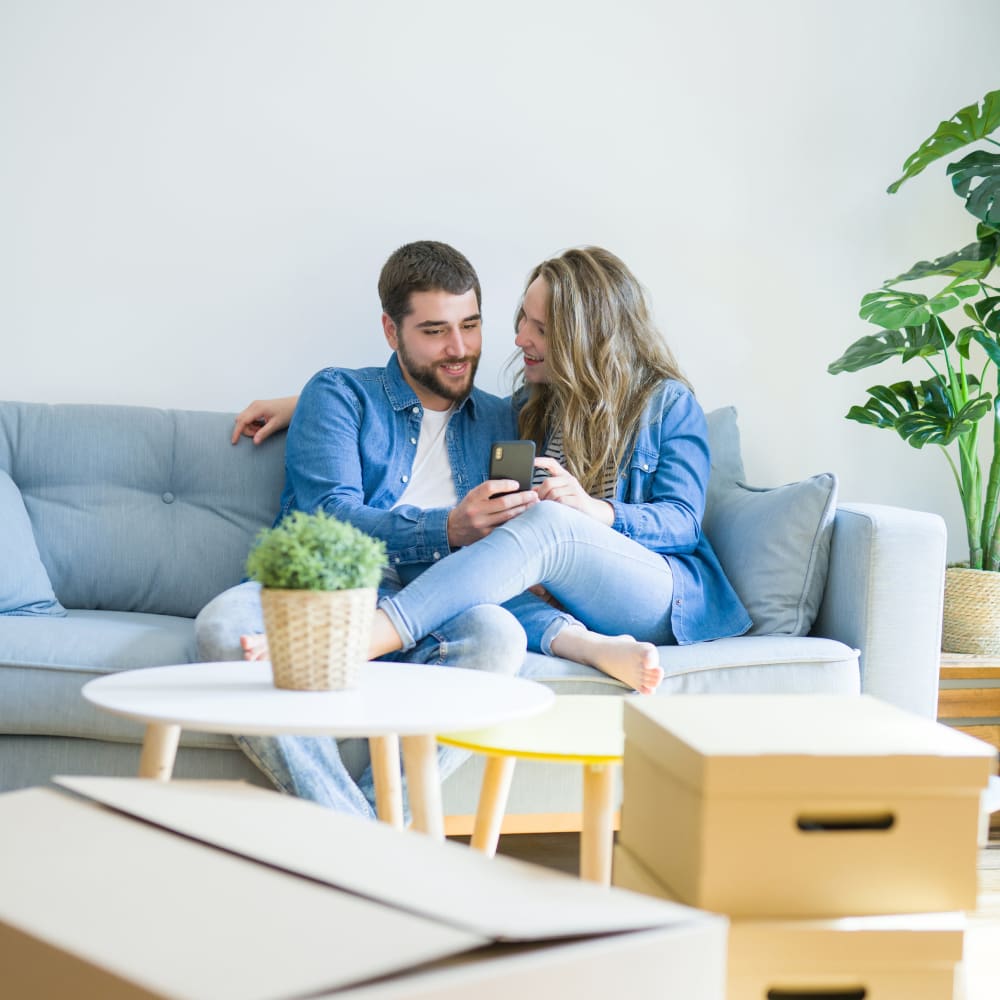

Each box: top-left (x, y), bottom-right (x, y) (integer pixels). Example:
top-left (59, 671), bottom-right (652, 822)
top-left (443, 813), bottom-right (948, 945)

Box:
top-left (231, 396), bottom-right (299, 445)
top-left (533, 457), bottom-right (614, 525)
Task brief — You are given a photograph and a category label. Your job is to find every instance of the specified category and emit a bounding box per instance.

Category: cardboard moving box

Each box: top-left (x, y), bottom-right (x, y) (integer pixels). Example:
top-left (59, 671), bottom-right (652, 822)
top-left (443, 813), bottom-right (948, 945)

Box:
top-left (0, 778), bottom-right (727, 1000)
top-left (613, 842), bottom-right (964, 1000)
top-left (620, 695), bottom-right (996, 918)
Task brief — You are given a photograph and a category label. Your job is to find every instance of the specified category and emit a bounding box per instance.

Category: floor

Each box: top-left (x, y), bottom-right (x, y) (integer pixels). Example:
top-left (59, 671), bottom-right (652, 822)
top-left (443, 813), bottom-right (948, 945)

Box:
top-left (454, 826), bottom-right (1000, 998)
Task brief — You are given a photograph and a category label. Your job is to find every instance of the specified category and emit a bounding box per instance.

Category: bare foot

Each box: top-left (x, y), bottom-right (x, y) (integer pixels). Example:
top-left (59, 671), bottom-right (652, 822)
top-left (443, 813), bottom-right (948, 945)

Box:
top-left (551, 627), bottom-right (664, 694)
top-left (240, 633), bottom-right (269, 661)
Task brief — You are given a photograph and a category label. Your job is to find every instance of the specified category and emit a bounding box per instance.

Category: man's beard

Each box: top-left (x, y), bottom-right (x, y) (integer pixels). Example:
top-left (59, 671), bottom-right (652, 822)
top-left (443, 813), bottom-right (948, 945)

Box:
top-left (397, 338), bottom-right (480, 403)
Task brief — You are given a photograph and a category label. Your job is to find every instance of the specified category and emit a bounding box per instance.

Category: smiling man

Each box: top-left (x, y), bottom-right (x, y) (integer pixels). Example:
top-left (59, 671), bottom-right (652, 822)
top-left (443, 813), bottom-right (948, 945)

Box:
top-left (196, 241), bottom-right (537, 816)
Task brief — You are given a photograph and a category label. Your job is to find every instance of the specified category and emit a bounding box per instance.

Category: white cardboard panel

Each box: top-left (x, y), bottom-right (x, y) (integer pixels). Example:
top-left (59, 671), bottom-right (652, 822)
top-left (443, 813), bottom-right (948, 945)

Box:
top-left (56, 776), bottom-right (684, 940)
top-left (0, 788), bottom-right (477, 1000)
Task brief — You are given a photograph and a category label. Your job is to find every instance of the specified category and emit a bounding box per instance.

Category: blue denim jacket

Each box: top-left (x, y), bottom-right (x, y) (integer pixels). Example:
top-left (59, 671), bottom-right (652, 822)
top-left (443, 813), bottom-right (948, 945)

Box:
top-left (276, 354), bottom-right (516, 566)
top-left (517, 379), bottom-right (752, 645)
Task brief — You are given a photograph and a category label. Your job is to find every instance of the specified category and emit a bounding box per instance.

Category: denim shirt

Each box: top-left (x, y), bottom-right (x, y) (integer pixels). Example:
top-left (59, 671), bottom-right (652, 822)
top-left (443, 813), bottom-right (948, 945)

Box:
top-left (517, 379), bottom-right (752, 645)
top-left (276, 354), bottom-right (516, 566)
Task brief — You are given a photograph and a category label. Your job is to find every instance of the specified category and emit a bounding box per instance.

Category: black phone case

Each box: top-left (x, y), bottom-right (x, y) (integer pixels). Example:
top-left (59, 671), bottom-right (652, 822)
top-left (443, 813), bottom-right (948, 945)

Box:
top-left (489, 440), bottom-right (536, 494)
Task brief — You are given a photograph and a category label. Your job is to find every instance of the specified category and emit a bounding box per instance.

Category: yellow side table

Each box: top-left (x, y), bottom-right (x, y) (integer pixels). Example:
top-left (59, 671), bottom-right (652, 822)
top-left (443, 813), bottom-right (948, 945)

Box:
top-left (439, 695), bottom-right (624, 884)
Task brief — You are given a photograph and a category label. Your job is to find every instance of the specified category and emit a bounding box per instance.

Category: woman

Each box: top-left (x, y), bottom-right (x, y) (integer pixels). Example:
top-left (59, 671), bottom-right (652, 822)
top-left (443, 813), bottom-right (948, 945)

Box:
top-left (236, 248), bottom-right (750, 693)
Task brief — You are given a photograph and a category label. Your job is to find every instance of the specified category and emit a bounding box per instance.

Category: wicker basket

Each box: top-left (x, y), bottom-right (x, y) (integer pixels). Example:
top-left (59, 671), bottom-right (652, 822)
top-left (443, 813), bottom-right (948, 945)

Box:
top-left (942, 566), bottom-right (1000, 655)
top-left (259, 587), bottom-right (377, 691)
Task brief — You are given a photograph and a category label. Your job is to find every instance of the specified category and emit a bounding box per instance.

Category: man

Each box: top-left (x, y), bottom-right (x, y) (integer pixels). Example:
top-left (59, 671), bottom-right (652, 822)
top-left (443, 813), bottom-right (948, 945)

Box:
top-left (196, 241), bottom-right (537, 816)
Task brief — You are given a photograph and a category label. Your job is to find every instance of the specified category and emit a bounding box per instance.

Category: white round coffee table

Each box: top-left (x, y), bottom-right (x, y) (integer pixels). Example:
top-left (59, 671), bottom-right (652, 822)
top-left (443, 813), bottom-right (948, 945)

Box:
top-left (82, 660), bottom-right (554, 839)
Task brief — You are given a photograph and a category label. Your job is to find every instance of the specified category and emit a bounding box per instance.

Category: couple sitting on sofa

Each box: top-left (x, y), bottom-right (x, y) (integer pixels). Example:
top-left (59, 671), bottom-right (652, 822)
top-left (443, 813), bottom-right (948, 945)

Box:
top-left (197, 239), bottom-right (750, 816)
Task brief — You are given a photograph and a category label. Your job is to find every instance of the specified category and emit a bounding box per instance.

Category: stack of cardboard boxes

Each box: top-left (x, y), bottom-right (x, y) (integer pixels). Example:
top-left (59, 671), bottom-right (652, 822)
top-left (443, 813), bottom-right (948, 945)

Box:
top-left (613, 694), bottom-right (997, 999)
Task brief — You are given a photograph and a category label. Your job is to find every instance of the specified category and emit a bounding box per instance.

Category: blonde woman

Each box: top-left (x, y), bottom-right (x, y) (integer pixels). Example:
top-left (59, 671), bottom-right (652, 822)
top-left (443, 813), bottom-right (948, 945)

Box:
top-left (235, 248), bottom-right (750, 692)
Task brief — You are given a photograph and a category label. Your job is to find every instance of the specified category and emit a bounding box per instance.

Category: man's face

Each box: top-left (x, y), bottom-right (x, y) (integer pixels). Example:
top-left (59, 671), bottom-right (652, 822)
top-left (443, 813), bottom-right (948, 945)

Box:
top-left (383, 288), bottom-right (482, 411)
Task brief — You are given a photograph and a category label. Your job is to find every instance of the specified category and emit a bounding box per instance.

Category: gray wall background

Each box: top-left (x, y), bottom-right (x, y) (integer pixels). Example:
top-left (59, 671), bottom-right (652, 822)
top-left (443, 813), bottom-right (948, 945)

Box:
top-left (3, 0), bottom-right (999, 562)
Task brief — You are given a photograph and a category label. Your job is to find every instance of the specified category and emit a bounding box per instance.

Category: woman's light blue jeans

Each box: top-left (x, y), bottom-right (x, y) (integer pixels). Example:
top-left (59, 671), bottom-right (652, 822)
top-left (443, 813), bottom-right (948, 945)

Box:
top-left (382, 500), bottom-right (675, 655)
top-left (195, 581), bottom-right (527, 818)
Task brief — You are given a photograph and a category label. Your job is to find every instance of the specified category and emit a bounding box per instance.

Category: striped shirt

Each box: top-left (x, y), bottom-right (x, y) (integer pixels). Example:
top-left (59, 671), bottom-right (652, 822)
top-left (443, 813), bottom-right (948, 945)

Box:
top-left (533, 426), bottom-right (619, 500)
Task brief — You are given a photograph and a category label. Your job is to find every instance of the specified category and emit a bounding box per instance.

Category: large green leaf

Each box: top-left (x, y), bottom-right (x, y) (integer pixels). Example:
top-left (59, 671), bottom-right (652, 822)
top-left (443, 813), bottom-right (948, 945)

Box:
top-left (859, 286), bottom-right (978, 329)
top-left (846, 377), bottom-right (991, 448)
top-left (828, 324), bottom-right (951, 374)
top-left (888, 90), bottom-right (1000, 193)
top-left (889, 234), bottom-right (1000, 283)
top-left (971, 327), bottom-right (1000, 367)
top-left (948, 150), bottom-right (1000, 227)
top-left (962, 295), bottom-right (1000, 335)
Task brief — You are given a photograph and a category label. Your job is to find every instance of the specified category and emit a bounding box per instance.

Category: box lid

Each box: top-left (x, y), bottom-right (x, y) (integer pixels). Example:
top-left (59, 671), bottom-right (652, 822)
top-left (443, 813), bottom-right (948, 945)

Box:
top-left (624, 695), bottom-right (997, 795)
top-left (0, 777), bottom-right (722, 1000)
top-left (54, 776), bottom-right (682, 941)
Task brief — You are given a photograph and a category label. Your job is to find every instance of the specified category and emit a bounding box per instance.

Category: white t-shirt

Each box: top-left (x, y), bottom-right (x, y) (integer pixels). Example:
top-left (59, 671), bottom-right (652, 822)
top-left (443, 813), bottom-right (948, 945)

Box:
top-left (391, 406), bottom-right (458, 511)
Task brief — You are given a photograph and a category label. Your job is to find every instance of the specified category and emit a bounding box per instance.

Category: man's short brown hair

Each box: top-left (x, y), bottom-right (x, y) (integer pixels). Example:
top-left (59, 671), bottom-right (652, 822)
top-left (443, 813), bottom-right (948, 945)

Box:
top-left (378, 241), bottom-right (482, 329)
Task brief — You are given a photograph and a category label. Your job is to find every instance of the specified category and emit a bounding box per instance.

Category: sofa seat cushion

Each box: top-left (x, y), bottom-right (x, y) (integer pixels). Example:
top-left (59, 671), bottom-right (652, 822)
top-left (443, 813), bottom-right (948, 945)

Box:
top-left (0, 610), bottom-right (232, 748)
top-left (521, 635), bottom-right (860, 696)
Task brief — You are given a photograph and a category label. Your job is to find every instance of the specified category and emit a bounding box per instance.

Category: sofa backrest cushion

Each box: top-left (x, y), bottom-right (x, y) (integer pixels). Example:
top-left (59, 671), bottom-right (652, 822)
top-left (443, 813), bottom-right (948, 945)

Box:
top-left (704, 406), bottom-right (838, 636)
top-left (0, 469), bottom-right (67, 617)
top-left (0, 403), bottom-right (285, 618)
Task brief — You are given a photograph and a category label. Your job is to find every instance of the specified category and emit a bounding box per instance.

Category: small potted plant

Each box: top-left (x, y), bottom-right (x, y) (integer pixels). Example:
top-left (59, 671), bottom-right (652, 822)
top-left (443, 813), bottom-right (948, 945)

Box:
top-left (828, 89), bottom-right (1000, 653)
top-left (246, 510), bottom-right (387, 690)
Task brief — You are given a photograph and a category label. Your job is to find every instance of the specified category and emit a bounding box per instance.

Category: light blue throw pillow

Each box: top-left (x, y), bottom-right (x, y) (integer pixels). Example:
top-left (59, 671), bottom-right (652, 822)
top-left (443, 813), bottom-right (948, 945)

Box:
top-left (703, 408), bottom-right (837, 636)
top-left (0, 470), bottom-right (66, 617)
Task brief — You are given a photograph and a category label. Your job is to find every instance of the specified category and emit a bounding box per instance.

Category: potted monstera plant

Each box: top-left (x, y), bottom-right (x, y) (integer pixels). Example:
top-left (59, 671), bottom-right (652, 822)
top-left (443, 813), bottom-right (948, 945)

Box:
top-left (246, 510), bottom-right (387, 690)
top-left (829, 89), bottom-right (1000, 654)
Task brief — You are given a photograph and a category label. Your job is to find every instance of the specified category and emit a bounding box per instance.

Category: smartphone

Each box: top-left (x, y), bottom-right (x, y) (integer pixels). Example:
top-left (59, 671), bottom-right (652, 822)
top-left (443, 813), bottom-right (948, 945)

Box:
top-left (489, 440), bottom-right (536, 497)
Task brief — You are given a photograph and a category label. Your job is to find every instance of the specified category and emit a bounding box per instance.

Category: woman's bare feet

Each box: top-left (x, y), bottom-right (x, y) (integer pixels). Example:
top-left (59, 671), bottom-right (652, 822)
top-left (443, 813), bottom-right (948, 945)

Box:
top-left (240, 633), bottom-right (269, 661)
top-left (550, 626), bottom-right (664, 694)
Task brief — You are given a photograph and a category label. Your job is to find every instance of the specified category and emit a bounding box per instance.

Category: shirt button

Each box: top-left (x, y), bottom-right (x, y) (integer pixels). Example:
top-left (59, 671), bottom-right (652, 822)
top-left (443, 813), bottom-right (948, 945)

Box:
top-left (410, 437), bottom-right (417, 445)
top-left (401, 475), bottom-right (409, 483)
top-left (642, 463), bottom-right (649, 471)
top-left (161, 492), bottom-right (175, 504)
top-left (394, 557), bottom-right (401, 564)
top-left (411, 406), bottom-right (419, 414)
top-left (432, 552), bottom-right (441, 560)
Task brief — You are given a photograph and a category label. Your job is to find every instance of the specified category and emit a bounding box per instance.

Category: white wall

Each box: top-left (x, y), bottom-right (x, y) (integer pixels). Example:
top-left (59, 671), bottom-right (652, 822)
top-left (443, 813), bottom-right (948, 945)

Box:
top-left (3, 0), bottom-right (998, 561)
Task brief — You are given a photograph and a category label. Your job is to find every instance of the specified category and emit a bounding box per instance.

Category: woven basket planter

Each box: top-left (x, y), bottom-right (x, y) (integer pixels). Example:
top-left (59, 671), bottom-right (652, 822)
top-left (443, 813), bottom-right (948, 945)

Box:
top-left (259, 586), bottom-right (377, 691)
top-left (942, 566), bottom-right (1000, 655)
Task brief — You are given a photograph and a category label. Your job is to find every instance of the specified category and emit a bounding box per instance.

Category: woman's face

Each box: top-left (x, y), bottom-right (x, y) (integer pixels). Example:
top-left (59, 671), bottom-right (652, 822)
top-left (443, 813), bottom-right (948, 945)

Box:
top-left (515, 276), bottom-right (550, 384)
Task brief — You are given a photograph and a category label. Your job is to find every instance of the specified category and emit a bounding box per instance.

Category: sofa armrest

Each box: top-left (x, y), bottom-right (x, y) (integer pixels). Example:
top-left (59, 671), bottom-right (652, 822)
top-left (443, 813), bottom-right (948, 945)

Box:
top-left (811, 502), bottom-right (946, 718)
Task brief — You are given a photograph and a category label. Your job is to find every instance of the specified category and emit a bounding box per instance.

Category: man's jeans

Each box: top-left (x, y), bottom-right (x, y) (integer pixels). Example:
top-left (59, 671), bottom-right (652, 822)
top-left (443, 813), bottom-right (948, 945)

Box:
top-left (195, 581), bottom-right (527, 818)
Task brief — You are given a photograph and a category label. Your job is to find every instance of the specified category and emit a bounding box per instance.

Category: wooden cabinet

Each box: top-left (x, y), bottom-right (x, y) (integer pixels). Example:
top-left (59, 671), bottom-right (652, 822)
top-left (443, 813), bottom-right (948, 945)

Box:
top-left (938, 653), bottom-right (1000, 769)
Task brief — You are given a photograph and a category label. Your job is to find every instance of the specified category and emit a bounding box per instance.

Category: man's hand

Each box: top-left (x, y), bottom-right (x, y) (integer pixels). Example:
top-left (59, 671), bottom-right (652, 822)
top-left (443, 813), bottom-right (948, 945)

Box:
top-left (232, 396), bottom-right (299, 445)
top-left (447, 481), bottom-right (538, 548)
top-left (534, 457), bottom-right (614, 525)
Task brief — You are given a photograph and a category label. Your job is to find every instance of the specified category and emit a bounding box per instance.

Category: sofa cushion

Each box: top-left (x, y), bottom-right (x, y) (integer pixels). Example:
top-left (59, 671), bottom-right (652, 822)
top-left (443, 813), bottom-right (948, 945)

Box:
top-left (520, 637), bottom-right (859, 695)
top-left (0, 471), bottom-right (66, 618)
top-left (703, 472), bottom-right (838, 636)
top-left (0, 403), bottom-right (285, 618)
top-left (703, 407), bottom-right (837, 636)
top-left (705, 406), bottom-right (746, 489)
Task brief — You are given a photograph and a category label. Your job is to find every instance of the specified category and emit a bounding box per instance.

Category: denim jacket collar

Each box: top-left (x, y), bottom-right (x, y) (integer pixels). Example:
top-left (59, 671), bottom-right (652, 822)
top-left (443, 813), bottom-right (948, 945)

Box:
top-left (382, 353), bottom-right (479, 419)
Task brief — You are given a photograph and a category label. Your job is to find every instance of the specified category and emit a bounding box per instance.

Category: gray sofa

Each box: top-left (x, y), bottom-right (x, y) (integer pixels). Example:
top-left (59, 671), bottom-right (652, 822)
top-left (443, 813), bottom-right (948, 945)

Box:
top-left (0, 400), bottom-right (947, 823)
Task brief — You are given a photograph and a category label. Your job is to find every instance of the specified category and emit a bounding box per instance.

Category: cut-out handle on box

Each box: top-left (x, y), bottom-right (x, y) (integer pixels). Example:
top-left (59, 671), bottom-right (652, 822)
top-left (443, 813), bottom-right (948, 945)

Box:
top-left (795, 813), bottom-right (894, 832)
top-left (767, 990), bottom-right (866, 1000)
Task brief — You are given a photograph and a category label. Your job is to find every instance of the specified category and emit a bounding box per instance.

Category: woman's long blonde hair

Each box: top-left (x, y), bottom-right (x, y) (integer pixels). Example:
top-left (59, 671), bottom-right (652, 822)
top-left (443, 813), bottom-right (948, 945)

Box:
top-left (514, 247), bottom-right (690, 495)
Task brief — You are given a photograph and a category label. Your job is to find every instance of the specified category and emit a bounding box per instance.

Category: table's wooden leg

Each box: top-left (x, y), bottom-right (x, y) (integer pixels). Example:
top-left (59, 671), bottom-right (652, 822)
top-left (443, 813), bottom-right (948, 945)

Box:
top-left (580, 763), bottom-right (616, 885)
top-left (369, 734), bottom-right (404, 829)
top-left (400, 734), bottom-right (444, 839)
top-left (470, 755), bottom-right (517, 857)
top-left (138, 723), bottom-right (181, 780)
